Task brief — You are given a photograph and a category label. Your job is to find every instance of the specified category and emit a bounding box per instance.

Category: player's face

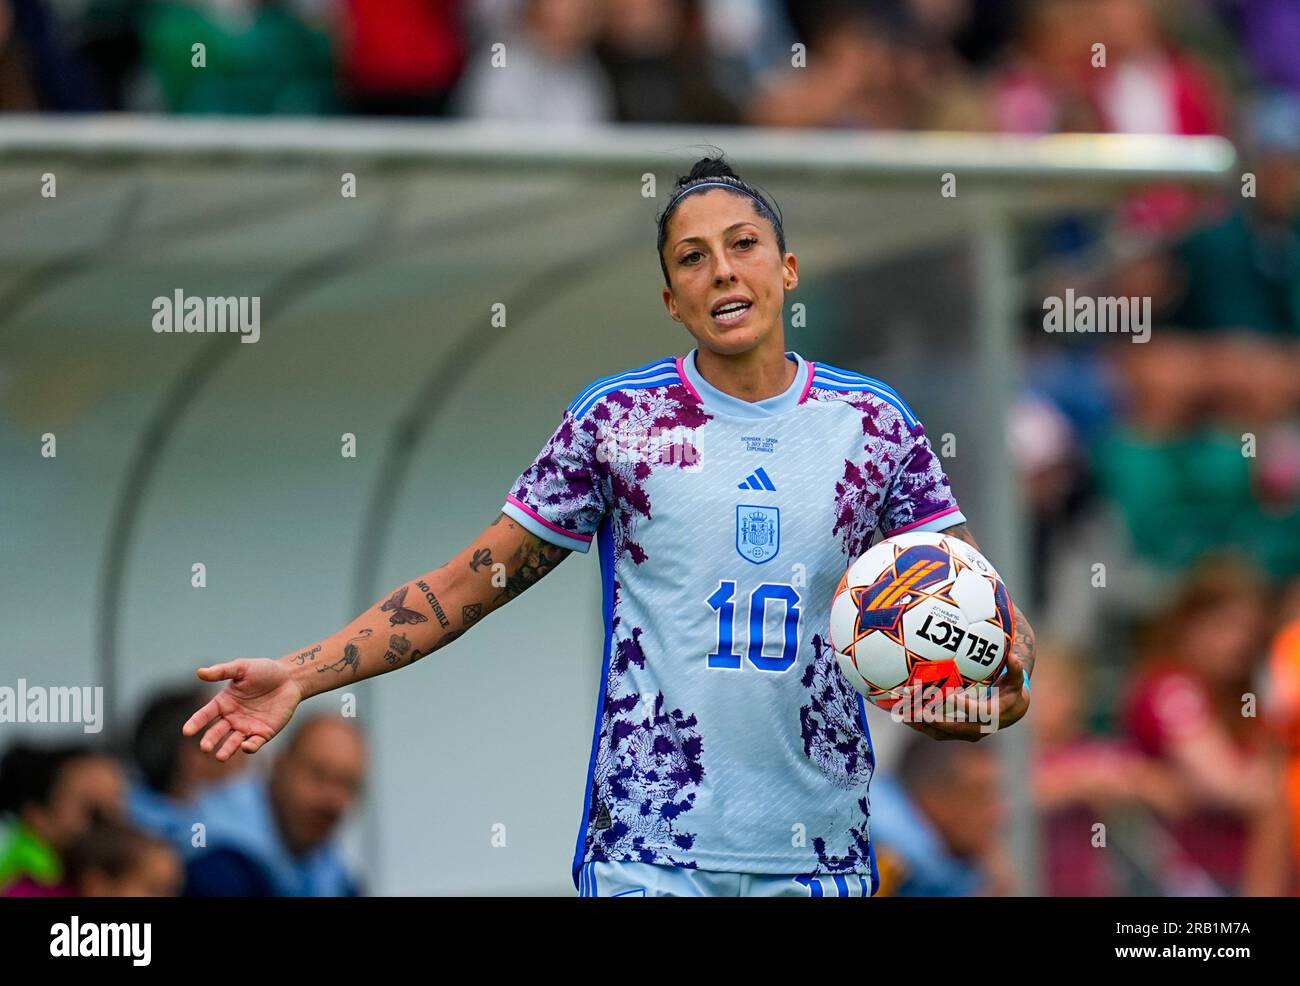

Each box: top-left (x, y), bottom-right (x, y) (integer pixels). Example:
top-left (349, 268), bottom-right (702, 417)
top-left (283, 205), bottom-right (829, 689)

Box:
top-left (660, 189), bottom-right (797, 357)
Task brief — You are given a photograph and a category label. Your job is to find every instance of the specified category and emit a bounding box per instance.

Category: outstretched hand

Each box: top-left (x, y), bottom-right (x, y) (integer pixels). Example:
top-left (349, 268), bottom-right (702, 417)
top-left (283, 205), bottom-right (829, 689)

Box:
top-left (183, 658), bottom-right (304, 760)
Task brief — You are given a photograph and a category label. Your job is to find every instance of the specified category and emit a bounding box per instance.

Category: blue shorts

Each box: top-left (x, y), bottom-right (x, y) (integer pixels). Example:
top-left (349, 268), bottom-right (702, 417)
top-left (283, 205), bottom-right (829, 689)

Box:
top-left (577, 860), bottom-right (874, 897)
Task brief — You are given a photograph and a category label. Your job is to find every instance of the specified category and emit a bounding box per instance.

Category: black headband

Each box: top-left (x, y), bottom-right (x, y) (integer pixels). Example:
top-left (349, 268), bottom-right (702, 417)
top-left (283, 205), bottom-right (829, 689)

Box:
top-left (657, 178), bottom-right (785, 255)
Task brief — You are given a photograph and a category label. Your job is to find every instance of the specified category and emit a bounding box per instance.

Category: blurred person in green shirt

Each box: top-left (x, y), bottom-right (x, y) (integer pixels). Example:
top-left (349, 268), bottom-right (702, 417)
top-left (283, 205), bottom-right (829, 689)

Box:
top-left (0, 744), bottom-right (125, 896)
top-left (141, 1), bottom-right (336, 114)
top-left (1171, 93), bottom-right (1300, 338)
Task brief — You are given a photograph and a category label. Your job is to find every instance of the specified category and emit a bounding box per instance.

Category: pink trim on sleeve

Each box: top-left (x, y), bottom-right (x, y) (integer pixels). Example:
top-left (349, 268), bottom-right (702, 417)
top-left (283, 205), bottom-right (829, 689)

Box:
top-left (505, 494), bottom-right (594, 544)
top-left (883, 504), bottom-right (962, 537)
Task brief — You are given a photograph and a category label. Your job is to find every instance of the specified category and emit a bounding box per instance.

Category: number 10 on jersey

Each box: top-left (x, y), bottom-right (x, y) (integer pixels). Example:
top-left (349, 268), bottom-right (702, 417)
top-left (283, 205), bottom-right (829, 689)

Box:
top-left (705, 581), bottom-right (802, 673)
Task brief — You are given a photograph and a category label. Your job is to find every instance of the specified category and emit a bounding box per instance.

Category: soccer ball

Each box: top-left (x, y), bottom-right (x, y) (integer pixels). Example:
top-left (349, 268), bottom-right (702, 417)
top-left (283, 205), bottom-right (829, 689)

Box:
top-left (829, 531), bottom-right (1015, 710)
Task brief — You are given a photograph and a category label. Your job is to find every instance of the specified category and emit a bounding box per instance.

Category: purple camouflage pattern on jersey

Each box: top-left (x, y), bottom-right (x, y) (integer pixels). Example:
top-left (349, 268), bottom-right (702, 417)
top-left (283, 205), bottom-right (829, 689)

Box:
top-left (799, 633), bottom-right (874, 789)
top-left (509, 380), bottom-right (716, 868)
top-left (588, 387), bottom-right (710, 566)
top-left (813, 795), bottom-right (874, 874)
top-left (510, 359), bottom-right (957, 879)
top-left (806, 386), bottom-right (957, 561)
top-left (507, 383), bottom-right (711, 564)
top-left (799, 381), bottom-right (955, 875)
top-left (799, 632), bottom-right (875, 873)
top-left (587, 610), bottom-right (705, 866)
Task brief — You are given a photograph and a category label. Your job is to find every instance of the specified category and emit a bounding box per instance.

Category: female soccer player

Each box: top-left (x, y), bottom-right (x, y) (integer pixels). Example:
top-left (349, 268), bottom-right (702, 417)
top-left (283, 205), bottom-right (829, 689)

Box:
top-left (184, 156), bottom-right (1035, 897)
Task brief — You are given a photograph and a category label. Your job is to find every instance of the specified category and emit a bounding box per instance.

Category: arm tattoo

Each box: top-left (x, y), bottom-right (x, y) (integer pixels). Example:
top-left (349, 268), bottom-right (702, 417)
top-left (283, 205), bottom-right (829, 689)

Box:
top-left (291, 644), bottom-right (321, 665)
top-left (404, 631), bottom-right (462, 664)
top-left (1010, 603), bottom-right (1036, 679)
top-left (939, 522), bottom-right (978, 549)
top-left (415, 579), bottom-right (452, 628)
top-left (318, 629), bottom-right (372, 674)
top-left (469, 548), bottom-right (493, 571)
top-left (493, 531), bottom-right (569, 604)
top-left (380, 586), bottom-right (428, 626)
top-left (942, 522), bottom-right (1036, 678)
top-left (383, 633), bottom-right (411, 666)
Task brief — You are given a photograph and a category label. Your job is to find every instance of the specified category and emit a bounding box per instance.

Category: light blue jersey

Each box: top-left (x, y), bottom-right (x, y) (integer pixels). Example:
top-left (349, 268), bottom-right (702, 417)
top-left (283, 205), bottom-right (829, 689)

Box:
top-left (577, 860), bottom-right (875, 897)
top-left (502, 349), bottom-right (965, 890)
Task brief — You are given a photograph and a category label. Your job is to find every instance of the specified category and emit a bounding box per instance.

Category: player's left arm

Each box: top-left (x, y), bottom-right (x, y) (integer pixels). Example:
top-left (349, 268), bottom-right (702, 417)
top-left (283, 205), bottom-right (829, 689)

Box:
top-left (908, 522), bottom-right (1034, 742)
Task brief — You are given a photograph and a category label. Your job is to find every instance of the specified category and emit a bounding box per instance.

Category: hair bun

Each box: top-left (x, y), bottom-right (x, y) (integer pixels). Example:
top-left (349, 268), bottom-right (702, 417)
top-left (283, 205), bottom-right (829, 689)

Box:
top-left (679, 155), bottom-right (741, 187)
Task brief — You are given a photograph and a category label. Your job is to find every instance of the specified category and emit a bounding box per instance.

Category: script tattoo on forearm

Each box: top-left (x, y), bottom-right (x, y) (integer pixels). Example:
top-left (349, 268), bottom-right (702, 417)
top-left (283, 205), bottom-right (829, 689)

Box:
top-left (415, 579), bottom-right (451, 628)
top-left (291, 644), bottom-right (322, 666)
top-left (493, 532), bottom-right (569, 604)
top-left (318, 629), bottom-right (372, 675)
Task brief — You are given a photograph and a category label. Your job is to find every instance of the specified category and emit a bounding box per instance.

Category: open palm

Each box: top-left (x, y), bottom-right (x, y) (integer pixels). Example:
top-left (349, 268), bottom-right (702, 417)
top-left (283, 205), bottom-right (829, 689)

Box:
top-left (183, 658), bottom-right (304, 760)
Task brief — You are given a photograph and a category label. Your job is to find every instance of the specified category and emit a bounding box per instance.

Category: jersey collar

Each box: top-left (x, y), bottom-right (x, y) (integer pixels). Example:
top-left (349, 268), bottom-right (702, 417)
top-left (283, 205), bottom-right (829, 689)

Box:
top-left (677, 348), bottom-right (812, 419)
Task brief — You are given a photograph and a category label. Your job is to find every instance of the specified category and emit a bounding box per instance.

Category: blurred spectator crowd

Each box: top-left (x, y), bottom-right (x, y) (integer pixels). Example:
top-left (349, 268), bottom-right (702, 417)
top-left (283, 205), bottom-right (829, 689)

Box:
top-left (990, 0), bottom-right (1300, 900)
top-left (0, 689), bottom-right (367, 897)
top-left (3, 0), bottom-right (1300, 898)
top-left (0, 0), bottom-right (1291, 128)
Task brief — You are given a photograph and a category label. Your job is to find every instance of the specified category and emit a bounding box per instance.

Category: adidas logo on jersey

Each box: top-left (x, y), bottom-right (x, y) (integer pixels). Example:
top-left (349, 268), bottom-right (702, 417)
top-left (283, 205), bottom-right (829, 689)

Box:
top-left (737, 467), bottom-right (776, 491)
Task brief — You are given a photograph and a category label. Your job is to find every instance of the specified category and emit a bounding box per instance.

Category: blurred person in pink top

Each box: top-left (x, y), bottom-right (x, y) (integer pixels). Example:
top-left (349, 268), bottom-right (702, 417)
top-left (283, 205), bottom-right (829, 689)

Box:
top-left (1032, 643), bottom-right (1186, 895)
top-left (1123, 556), bottom-right (1292, 895)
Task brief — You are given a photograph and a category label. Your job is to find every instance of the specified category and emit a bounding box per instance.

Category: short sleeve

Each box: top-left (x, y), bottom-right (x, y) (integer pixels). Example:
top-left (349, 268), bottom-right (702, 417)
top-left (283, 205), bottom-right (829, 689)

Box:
top-left (878, 420), bottom-right (965, 537)
top-left (501, 408), bottom-right (606, 553)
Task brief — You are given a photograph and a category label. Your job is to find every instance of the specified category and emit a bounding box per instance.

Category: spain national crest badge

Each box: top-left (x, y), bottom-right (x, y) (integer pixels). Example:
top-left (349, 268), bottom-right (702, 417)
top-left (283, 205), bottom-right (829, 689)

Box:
top-left (736, 504), bottom-right (780, 564)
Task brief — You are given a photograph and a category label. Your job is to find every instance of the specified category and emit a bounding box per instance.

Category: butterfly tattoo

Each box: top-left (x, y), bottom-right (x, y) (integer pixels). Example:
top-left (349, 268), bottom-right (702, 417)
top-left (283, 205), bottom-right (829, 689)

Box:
top-left (381, 586), bottom-right (429, 627)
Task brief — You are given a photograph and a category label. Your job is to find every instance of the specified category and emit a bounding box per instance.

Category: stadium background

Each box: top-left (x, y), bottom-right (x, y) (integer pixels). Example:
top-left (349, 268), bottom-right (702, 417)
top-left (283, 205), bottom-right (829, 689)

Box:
top-left (1, 0), bottom-right (1298, 897)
